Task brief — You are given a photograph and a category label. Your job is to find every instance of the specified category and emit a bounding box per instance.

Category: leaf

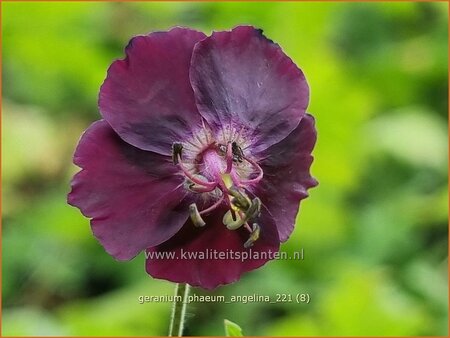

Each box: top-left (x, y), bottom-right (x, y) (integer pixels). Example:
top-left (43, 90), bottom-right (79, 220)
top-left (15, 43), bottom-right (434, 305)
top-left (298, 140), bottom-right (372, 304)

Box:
top-left (224, 319), bottom-right (244, 336)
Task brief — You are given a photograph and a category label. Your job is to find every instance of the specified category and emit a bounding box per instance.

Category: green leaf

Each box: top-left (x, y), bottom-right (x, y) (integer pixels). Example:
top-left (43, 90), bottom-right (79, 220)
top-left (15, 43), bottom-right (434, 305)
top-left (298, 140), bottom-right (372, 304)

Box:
top-left (224, 319), bottom-right (244, 336)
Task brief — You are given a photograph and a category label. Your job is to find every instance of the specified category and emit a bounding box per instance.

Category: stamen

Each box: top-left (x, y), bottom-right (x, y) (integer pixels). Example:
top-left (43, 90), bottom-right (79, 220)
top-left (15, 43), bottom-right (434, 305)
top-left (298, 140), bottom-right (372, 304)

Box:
top-left (194, 132), bottom-right (207, 147)
top-left (199, 194), bottom-right (225, 215)
top-left (221, 173), bottom-right (234, 189)
top-left (189, 203), bottom-right (206, 227)
top-left (225, 142), bottom-right (233, 173)
top-left (235, 126), bottom-right (245, 145)
top-left (239, 156), bottom-right (264, 185)
top-left (176, 131), bottom-right (266, 237)
top-left (224, 197), bottom-right (261, 230)
top-left (244, 222), bottom-right (253, 233)
top-left (177, 154), bottom-right (217, 190)
top-left (188, 183), bottom-right (218, 193)
top-left (232, 142), bottom-right (244, 162)
top-left (228, 186), bottom-right (251, 210)
top-left (201, 119), bottom-right (212, 144)
top-left (244, 223), bottom-right (261, 248)
top-left (218, 144), bottom-right (227, 156)
top-left (246, 197), bottom-right (261, 219)
top-left (172, 143), bottom-right (183, 164)
top-left (222, 210), bottom-right (235, 226)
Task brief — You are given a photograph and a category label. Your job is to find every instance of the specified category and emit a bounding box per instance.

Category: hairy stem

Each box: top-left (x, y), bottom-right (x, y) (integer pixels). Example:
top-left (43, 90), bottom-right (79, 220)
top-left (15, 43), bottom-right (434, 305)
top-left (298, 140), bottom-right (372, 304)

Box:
top-left (168, 283), bottom-right (190, 336)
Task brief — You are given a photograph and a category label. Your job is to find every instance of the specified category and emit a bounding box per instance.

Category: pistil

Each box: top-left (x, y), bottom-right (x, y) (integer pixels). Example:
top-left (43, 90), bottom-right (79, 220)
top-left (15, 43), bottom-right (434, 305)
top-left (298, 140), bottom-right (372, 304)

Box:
top-left (177, 154), bottom-right (217, 190)
top-left (189, 204), bottom-right (206, 228)
top-left (174, 138), bottom-right (264, 247)
top-left (199, 194), bottom-right (225, 215)
top-left (239, 156), bottom-right (264, 185)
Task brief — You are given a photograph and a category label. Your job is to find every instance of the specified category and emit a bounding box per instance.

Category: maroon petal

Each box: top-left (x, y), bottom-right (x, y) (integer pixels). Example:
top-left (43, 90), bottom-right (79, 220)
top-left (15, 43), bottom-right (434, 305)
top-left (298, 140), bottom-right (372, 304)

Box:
top-left (145, 206), bottom-right (280, 289)
top-left (99, 27), bottom-right (206, 155)
top-left (68, 120), bottom-right (192, 260)
top-left (254, 114), bottom-right (318, 242)
top-left (190, 26), bottom-right (309, 153)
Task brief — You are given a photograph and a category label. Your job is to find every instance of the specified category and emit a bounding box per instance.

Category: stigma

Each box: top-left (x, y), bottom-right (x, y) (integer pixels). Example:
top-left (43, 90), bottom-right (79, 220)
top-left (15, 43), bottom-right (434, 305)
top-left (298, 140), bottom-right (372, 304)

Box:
top-left (172, 127), bottom-right (264, 248)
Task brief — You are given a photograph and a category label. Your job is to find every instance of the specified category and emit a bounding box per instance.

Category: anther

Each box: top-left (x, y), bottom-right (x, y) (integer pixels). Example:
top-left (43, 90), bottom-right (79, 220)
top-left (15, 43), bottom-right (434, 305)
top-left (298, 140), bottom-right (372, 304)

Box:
top-left (218, 144), bottom-right (227, 155)
top-left (244, 223), bottom-right (261, 248)
top-left (222, 210), bottom-right (235, 227)
top-left (172, 143), bottom-right (183, 165)
top-left (232, 142), bottom-right (244, 162)
top-left (228, 186), bottom-right (251, 210)
top-left (189, 203), bottom-right (206, 227)
top-left (246, 197), bottom-right (261, 219)
top-left (224, 197), bottom-right (261, 230)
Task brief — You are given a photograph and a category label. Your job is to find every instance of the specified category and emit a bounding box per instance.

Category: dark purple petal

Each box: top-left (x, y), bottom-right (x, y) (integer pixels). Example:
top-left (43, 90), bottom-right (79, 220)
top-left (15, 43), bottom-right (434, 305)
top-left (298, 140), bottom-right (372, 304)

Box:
top-left (99, 27), bottom-right (206, 155)
top-left (145, 206), bottom-right (280, 289)
top-left (190, 25), bottom-right (309, 153)
top-left (68, 120), bottom-right (192, 260)
top-left (254, 114), bottom-right (318, 242)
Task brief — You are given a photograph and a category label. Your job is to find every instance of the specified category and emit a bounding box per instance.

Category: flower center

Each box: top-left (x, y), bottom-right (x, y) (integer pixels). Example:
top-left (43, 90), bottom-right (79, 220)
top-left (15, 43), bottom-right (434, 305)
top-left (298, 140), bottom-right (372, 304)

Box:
top-left (172, 128), bottom-right (264, 248)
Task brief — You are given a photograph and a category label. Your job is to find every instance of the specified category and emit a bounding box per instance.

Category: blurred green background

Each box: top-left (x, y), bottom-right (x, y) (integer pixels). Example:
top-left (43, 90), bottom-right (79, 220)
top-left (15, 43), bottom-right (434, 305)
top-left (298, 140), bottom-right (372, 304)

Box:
top-left (2, 1), bottom-right (448, 336)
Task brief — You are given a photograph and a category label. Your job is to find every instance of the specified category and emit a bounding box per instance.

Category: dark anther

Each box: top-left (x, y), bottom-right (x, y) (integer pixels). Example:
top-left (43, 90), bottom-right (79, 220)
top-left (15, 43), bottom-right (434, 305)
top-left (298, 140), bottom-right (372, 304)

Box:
top-left (172, 143), bottom-right (183, 165)
top-left (232, 142), bottom-right (244, 162)
top-left (217, 143), bottom-right (227, 156)
top-left (244, 223), bottom-right (261, 248)
top-left (189, 203), bottom-right (206, 227)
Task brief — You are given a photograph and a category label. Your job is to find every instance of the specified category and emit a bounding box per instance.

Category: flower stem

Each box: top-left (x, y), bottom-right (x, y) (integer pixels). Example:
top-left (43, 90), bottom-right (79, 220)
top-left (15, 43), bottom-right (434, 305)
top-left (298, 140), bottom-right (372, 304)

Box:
top-left (168, 283), bottom-right (190, 336)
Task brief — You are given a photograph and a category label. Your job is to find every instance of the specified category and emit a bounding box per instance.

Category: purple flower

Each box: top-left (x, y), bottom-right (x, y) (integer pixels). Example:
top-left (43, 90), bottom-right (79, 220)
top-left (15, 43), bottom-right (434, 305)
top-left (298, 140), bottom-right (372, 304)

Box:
top-left (68, 26), bottom-right (317, 289)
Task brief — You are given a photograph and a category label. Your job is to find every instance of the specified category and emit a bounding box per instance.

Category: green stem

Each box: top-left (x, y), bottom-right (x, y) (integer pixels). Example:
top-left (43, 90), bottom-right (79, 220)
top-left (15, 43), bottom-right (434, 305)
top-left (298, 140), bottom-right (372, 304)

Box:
top-left (168, 283), bottom-right (190, 336)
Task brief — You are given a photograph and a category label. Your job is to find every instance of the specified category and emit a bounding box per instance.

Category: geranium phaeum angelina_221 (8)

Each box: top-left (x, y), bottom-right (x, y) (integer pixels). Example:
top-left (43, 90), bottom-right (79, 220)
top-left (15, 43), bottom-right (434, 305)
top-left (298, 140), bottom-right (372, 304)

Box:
top-left (68, 26), bottom-right (318, 289)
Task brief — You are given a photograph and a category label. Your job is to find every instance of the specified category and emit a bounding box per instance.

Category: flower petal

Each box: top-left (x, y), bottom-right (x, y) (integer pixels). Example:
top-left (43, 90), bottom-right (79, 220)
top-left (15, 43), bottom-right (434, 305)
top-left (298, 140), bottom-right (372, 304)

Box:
top-left (190, 25), bottom-right (309, 153)
top-left (68, 120), bottom-right (192, 260)
top-left (254, 114), bottom-right (318, 242)
top-left (145, 206), bottom-right (280, 289)
top-left (99, 27), bottom-right (206, 155)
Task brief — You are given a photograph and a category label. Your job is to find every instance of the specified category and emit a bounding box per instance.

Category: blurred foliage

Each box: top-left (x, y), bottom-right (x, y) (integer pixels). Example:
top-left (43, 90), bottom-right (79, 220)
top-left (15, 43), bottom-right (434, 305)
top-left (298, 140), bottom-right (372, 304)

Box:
top-left (2, 2), bottom-right (448, 336)
top-left (224, 319), bottom-right (244, 336)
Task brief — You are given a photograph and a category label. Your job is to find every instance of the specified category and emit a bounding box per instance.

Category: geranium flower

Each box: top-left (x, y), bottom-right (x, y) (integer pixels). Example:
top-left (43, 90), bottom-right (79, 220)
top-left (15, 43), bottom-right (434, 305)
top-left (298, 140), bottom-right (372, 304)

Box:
top-left (68, 26), bottom-right (317, 289)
